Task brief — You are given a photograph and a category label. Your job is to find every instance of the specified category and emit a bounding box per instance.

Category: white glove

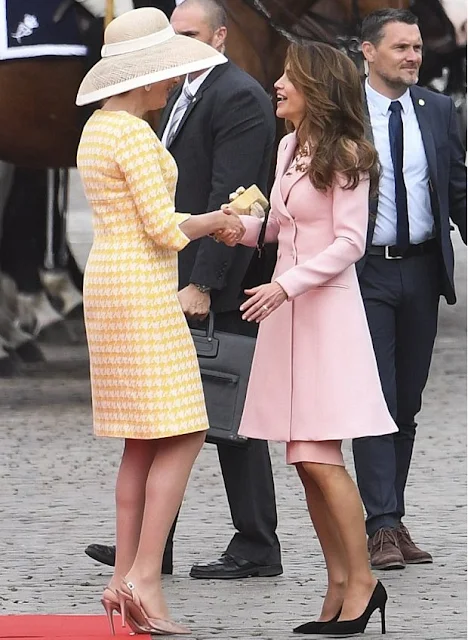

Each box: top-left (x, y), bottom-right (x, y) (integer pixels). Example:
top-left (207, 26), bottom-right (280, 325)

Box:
top-left (228, 186), bottom-right (246, 202)
top-left (249, 202), bottom-right (266, 219)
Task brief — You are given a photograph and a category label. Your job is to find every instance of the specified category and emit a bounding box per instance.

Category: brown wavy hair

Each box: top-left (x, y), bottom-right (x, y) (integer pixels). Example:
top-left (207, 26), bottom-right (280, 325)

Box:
top-left (285, 42), bottom-right (379, 193)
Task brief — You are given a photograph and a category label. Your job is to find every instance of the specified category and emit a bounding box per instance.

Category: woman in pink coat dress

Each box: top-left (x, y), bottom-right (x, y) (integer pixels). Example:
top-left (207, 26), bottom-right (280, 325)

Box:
top-left (223, 43), bottom-right (398, 636)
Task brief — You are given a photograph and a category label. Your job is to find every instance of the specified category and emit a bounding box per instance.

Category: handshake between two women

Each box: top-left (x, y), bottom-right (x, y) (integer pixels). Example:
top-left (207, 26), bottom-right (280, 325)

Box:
top-left (197, 185), bottom-right (267, 246)
top-left (212, 195), bottom-right (266, 246)
top-left (212, 206), bottom-right (247, 246)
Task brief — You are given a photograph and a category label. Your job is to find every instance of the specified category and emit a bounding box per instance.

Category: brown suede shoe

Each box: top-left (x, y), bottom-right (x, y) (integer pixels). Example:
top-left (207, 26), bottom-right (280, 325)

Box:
top-left (396, 524), bottom-right (433, 564)
top-left (368, 527), bottom-right (406, 570)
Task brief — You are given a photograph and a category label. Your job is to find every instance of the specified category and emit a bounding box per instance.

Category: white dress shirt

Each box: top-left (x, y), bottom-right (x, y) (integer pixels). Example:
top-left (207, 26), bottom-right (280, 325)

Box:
top-left (365, 80), bottom-right (434, 246)
top-left (161, 68), bottom-right (214, 148)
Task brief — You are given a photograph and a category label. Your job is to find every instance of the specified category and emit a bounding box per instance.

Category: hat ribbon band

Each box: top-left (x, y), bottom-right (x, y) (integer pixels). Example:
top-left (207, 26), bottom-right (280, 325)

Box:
top-left (101, 25), bottom-right (176, 57)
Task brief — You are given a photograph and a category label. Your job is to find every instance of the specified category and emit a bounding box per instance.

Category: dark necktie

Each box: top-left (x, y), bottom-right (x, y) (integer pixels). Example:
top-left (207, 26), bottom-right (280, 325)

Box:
top-left (388, 100), bottom-right (410, 250)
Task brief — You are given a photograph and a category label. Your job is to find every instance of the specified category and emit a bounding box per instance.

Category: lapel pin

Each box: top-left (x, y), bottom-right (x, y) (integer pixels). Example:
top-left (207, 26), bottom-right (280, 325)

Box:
top-left (418, 99), bottom-right (425, 106)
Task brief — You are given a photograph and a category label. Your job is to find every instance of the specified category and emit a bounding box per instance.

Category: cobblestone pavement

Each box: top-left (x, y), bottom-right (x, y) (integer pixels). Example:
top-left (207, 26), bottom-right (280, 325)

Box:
top-left (0, 173), bottom-right (466, 639)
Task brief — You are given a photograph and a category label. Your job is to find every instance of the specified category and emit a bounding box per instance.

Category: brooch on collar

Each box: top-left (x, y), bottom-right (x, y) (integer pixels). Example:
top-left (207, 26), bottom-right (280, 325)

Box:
top-left (286, 144), bottom-right (310, 175)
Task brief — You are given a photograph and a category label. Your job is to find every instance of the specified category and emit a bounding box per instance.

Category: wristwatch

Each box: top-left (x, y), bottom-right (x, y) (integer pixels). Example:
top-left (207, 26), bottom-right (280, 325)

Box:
top-left (193, 283), bottom-right (211, 294)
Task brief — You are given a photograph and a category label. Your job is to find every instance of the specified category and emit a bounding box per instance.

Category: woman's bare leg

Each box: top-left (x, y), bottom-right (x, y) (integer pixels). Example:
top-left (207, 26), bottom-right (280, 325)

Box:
top-left (296, 463), bottom-right (348, 621)
top-left (108, 438), bottom-right (158, 592)
top-left (125, 430), bottom-right (206, 618)
top-left (300, 462), bottom-right (376, 621)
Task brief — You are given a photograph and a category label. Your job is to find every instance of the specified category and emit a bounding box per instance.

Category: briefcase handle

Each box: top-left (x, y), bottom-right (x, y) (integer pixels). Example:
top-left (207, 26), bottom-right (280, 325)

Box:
top-left (190, 311), bottom-right (219, 358)
top-left (204, 311), bottom-right (215, 342)
top-left (190, 311), bottom-right (215, 341)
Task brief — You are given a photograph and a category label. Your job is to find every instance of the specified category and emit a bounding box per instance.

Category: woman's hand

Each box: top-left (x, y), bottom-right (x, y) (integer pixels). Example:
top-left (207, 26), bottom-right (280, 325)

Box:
top-left (240, 282), bottom-right (288, 322)
top-left (213, 209), bottom-right (245, 246)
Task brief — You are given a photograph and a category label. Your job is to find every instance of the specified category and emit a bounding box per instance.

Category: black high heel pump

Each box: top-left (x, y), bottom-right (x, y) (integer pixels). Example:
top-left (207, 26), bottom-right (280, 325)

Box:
top-left (324, 581), bottom-right (387, 636)
top-left (293, 609), bottom-right (341, 634)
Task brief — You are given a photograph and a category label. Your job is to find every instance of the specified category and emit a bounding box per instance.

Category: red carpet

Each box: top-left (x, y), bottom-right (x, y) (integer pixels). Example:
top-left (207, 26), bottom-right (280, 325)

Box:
top-left (0, 615), bottom-right (151, 640)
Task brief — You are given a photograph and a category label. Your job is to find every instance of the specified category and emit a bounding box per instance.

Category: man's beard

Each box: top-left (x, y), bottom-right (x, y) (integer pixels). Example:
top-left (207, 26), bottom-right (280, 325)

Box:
top-left (379, 68), bottom-right (419, 91)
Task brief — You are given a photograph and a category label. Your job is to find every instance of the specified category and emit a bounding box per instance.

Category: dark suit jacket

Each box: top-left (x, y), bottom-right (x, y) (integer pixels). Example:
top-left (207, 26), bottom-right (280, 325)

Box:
top-left (361, 85), bottom-right (467, 304)
top-left (157, 61), bottom-right (276, 313)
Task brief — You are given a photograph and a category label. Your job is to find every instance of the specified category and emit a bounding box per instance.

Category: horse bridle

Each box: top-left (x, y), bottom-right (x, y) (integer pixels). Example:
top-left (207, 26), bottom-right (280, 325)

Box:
top-left (218, 0), bottom-right (366, 89)
top-left (244, 0), bottom-right (364, 38)
top-left (236, 0), bottom-right (415, 42)
top-left (218, 0), bottom-right (275, 90)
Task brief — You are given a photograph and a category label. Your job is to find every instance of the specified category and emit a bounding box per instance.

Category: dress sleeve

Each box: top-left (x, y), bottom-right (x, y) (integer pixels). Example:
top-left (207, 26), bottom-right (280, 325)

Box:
top-left (275, 175), bottom-right (369, 299)
top-left (115, 118), bottom-right (190, 252)
top-left (239, 212), bottom-right (280, 246)
top-left (237, 134), bottom-right (288, 246)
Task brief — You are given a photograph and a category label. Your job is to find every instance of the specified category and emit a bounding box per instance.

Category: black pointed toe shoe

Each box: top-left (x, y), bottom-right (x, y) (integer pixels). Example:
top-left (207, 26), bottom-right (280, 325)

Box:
top-left (324, 581), bottom-right (388, 636)
top-left (293, 610), bottom-right (341, 634)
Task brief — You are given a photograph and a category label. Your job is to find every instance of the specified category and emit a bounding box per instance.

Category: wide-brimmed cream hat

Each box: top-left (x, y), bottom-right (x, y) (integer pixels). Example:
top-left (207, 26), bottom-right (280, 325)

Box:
top-left (76, 7), bottom-right (227, 106)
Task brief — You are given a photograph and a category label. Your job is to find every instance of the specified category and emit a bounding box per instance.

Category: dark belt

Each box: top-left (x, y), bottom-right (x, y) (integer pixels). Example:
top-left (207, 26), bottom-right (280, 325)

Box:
top-left (368, 238), bottom-right (438, 260)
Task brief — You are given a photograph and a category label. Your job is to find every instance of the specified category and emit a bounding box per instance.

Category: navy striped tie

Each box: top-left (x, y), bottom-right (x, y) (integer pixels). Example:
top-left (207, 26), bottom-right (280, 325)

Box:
top-left (388, 100), bottom-right (410, 251)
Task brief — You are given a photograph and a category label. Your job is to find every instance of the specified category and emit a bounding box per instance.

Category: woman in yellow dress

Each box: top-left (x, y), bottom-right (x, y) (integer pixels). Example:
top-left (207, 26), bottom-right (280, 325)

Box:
top-left (75, 7), bottom-right (243, 635)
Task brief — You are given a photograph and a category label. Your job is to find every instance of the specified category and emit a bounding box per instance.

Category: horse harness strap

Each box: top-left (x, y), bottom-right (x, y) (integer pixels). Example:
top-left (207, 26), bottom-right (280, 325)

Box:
top-left (218, 0), bottom-right (273, 91)
top-left (236, 0), bottom-right (365, 45)
top-left (352, 0), bottom-right (361, 25)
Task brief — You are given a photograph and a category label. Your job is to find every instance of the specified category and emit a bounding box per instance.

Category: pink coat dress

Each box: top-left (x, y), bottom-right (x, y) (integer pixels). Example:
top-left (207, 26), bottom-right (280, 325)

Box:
top-left (238, 133), bottom-right (397, 443)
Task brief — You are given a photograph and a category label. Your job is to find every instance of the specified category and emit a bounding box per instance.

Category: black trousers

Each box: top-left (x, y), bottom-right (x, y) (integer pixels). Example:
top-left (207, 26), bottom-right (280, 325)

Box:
top-left (353, 253), bottom-right (440, 536)
top-left (165, 310), bottom-right (281, 565)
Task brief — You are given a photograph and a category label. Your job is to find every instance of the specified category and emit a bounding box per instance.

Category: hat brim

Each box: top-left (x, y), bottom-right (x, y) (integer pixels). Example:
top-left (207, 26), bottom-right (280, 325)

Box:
top-left (76, 34), bottom-right (227, 106)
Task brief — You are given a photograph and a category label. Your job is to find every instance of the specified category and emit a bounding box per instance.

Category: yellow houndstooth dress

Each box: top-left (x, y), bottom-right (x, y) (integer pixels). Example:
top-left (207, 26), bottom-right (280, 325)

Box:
top-left (77, 110), bottom-right (208, 439)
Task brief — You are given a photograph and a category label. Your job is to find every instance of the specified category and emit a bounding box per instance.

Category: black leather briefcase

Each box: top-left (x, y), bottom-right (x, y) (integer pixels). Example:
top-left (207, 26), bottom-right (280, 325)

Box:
top-left (191, 313), bottom-right (255, 447)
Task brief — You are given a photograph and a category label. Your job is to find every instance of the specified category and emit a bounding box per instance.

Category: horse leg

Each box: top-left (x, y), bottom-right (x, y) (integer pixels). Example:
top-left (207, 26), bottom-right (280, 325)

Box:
top-left (0, 161), bottom-right (20, 374)
top-left (0, 167), bottom-right (72, 345)
top-left (0, 164), bottom-right (45, 369)
top-left (40, 169), bottom-right (84, 318)
top-left (66, 249), bottom-right (84, 292)
top-left (41, 263), bottom-right (84, 317)
top-left (0, 272), bottom-right (47, 362)
top-left (38, 169), bottom-right (85, 347)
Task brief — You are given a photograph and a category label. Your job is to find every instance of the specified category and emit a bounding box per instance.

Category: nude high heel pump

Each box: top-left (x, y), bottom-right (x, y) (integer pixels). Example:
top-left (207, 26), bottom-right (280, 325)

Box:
top-left (117, 580), bottom-right (191, 635)
top-left (101, 588), bottom-right (121, 636)
top-left (102, 586), bottom-right (152, 635)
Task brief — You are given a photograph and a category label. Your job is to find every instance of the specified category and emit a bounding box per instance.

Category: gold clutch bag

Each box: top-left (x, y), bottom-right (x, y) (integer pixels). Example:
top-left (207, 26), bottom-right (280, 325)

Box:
top-left (224, 185), bottom-right (269, 216)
